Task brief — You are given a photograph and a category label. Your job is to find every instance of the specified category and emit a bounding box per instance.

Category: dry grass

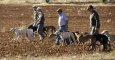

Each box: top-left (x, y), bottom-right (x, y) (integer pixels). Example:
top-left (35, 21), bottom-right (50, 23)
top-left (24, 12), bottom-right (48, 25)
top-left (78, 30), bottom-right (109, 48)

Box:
top-left (0, 51), bottom-right (115, 60)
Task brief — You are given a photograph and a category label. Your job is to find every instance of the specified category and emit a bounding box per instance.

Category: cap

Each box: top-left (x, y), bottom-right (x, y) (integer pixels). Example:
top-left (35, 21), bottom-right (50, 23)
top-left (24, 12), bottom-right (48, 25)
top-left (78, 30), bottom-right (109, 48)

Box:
top-left (87, 5), bottom-right (94, 10)
top-left (33, 6), bottom-right (38, 8)
top-left (36, 7), bottom-right (42, 10)
top-left (57, 8), bottom-right (62, 12)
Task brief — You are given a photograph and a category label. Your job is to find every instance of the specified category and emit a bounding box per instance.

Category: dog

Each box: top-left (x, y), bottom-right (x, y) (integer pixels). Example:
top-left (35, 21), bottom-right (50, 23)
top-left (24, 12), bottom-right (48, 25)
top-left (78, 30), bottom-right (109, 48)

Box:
top-left (93, 34), bottom-right (111, 51)
top-left (75, 31), bottom-right (96, 51)
top-left (101, 30), bottom-right (115, 42)
top-left (43, 26), bottom-right (56, 37)
top-left (75, 31), bottom-right (111, 51)
top-left (10, 27), bottom-right (34, 40)
top-left (60, 32), bottom-right (77, 46)
top-left (28, 25), bottom-right (56, 37)
top-left (101, 30), bottom-right (115, 49)
top-left (52, 31), bottom-right (78, 46)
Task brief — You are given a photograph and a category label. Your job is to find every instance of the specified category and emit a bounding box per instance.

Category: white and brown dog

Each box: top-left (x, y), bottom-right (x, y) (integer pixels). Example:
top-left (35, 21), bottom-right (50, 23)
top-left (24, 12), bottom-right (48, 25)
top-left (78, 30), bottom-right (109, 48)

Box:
top-left (101, 30), bottom-right (115, 49)
top-left (101, 30), bottom-right (115, 42)
top-left (10, 27), bottom-right (34, 40)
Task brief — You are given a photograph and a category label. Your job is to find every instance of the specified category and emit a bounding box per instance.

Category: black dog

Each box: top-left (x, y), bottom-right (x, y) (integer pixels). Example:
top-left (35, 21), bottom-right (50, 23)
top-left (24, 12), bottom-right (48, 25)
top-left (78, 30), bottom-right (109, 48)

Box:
top-left (94, 34), bottom-right (111, 51)
top-left (28, 24), bottom-right (37, 32)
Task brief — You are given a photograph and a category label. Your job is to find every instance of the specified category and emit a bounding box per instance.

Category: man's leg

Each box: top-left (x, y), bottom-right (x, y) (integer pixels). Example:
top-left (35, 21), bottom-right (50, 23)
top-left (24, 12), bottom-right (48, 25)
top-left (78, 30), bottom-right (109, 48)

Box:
top-left (55, 26), bottom-right (63, 45)
top-left (55, 25), bottom-right (67, 45)
top-left (62, 25), bottom-right (67, 32)
top-left (90, 27), bottom-right (95, 35)
top-left (56, 34), bottom-right (61, 45)
top-left (95, 28), bottom-right (100, 34)
top-left (37, 24), bottom-right (45, 40)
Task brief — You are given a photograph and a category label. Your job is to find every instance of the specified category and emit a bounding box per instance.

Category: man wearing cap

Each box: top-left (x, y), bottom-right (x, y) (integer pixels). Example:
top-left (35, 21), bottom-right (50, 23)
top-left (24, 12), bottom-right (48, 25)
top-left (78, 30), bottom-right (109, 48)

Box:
top-left (35, 7), bottom-right (45, 40)
top-left (29, 6), bottom-right (37, 32)
top-left (87, 5), bottom-right (100, 35)
top-left (28, 6), bottom-right (38, 34)
top-left (55, 8), bottom-right (68, 45)
top-left (33, 6), bottom-right (38, 27)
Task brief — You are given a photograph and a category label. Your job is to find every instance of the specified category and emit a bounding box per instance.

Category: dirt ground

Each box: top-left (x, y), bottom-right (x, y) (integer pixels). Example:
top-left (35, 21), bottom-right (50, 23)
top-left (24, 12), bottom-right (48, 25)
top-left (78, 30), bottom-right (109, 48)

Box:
top-left (0, 4), bottom-right (115, 60)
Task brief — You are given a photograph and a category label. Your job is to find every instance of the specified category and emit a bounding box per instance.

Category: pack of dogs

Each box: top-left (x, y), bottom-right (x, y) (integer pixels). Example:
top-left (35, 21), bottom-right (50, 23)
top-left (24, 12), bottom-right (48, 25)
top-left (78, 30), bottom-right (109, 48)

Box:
top-left (54, 31), bottom-right (112, 51)
top-left (75, 32), bottom-right (111, 51)
top-left (10, 25), bottom-right (56, 40)
top-left (10, 26), bottom-right (113, 51)
top-left (28, 24), bottom-right (56, 37)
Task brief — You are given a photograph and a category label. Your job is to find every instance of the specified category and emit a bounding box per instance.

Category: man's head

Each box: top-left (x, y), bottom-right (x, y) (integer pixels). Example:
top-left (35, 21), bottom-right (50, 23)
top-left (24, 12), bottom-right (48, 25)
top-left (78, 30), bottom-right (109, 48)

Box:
top-left (57, 8), bottom-right (62, 15)
top-left (33, 6), bottom-right (38, 11)
top-left (87, 5), bottom-right (94, 12)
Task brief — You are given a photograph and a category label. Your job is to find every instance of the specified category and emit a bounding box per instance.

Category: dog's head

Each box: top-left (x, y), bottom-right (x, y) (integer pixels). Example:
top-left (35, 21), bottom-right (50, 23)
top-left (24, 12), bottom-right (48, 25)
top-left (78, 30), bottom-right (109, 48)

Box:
top-left (74, 31), bottom-right (82, 39)
top-left (48, 34), bottom-right (56, 38)
top-left (74, 31), bottom-right (80, 35)
top-left (49, 31), bottom-right (61, 38)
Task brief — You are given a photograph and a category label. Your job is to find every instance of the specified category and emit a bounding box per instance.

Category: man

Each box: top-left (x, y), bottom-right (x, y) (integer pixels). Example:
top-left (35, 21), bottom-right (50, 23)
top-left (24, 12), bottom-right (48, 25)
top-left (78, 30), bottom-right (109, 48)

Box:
top-left (32, 6), bottom-right (38, 32)
top-left (55, 8), bottom-right (68, 45)
top-left (35, 7), bottom-right (45, 40)
top-left (33, 6), bottom-right (38, 28)
top-left (87, 5), bottom-right (100, 35)
top-left (28, 6), bottom-right (38, 32)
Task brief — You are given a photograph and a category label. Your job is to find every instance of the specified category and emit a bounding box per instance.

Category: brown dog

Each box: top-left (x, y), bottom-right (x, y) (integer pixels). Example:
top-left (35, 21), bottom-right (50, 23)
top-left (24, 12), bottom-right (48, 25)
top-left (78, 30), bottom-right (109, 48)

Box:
top-left (28, 25), bottom-right (56, 37)
top-left (75, 31), bottom-right (111, 51)
top-left (43, 26), bottom-right (56, 37)
top-left (75, 31), bottom-right (96, 51)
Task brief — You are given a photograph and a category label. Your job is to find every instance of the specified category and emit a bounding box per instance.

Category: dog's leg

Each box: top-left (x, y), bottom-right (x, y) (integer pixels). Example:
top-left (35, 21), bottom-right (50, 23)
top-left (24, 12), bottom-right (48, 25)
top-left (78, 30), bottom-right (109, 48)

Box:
top-left (44, 31), bottom-right (47, 37)
top-left (88, 38), bottom-right (96, 51)
top-left (15, 32), bottom-right (19, 40)
top-left (61, 39), bottom-right (64, 46)
top-left (49, 27), bottom-right (56, 38)
top-left (103, 44), bottom-right (107, 51)
top-left (108, 43), bottom-right (112, 51)
top-left (48, 28), bottom-right (53, 38)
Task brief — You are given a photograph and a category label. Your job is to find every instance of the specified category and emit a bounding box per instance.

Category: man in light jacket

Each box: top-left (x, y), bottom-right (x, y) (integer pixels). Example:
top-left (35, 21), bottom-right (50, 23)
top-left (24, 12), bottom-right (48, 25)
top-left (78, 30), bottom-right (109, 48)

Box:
top-left (55, 8), bottom-right (68, 45)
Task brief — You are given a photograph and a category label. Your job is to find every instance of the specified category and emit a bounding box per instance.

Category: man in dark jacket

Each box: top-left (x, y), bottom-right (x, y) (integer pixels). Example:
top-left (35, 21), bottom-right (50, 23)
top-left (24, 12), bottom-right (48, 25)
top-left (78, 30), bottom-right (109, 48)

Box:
top-left (36, 7), bottom-right (45, 40)
top-left (87, 5), bottom-right (100, 35)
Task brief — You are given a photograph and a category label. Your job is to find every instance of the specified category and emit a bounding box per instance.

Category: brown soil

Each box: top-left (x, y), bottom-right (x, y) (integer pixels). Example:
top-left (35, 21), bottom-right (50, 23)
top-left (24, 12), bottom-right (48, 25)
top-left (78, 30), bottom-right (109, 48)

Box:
top-left (0, 4), bottom-right (115, 58)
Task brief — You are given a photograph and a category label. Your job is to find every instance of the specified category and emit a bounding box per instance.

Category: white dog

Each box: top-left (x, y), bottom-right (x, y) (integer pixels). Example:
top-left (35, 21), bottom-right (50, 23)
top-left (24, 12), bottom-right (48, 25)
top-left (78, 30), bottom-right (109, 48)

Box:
top-left (10, 27), bottom-right (34, 40)
top-left (54, 31), bottom-right (77, 46)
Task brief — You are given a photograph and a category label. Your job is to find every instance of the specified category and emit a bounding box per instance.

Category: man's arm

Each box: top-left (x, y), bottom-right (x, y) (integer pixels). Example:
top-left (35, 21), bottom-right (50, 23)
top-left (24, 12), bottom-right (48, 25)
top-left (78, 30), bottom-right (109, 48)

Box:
top-left (65, 15), bottom-right (68, 28)
top-left (66, 20), bottom-right (68, 28)
top-left (33, 12), bottom-right (38, 26)
top-left (94, 14), bottom-right (99, 28)
top-left (36, 12), bottom-right (43, 24)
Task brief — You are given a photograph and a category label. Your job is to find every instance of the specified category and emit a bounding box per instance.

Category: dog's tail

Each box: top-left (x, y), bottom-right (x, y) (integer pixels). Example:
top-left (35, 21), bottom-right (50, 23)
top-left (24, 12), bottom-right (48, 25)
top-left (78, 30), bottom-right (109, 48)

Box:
top-left (101, 30), bottom-right (109, 34)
